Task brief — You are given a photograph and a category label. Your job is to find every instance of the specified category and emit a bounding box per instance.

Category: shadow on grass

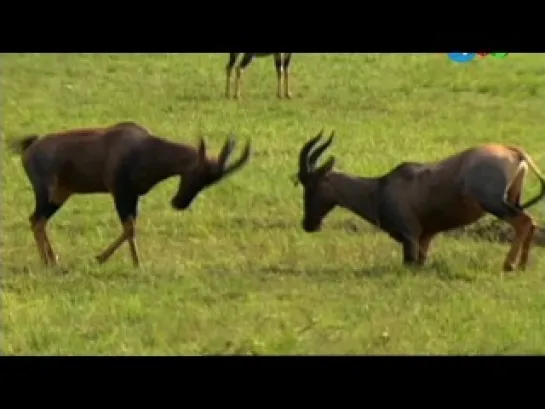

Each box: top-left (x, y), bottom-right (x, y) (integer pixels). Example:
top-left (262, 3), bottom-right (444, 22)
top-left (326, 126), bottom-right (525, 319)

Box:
top-left (225, 216), bottom-right (545, 248)
top-left (169, 93), bottom-right (217, 103)
top-left (226, 217), bottom-right (371, 233)
top-left (3, 262), bottom-right (72, 277)
top-left (257, 260), bottom-right (476, 282)
top-left (330, 218), bottom-right (545, 246)
top-left (230, 217), bottom-right (292, 230)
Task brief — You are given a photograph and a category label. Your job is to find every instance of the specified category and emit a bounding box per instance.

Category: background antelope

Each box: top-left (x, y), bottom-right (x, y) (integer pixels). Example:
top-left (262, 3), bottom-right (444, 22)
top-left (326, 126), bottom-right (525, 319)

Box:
top-left (296, 131), bottom-right (545, 272)
top-left (11, 121), bottom-right (251, 268)
top-left (225, 53), bottom-right (293, 99)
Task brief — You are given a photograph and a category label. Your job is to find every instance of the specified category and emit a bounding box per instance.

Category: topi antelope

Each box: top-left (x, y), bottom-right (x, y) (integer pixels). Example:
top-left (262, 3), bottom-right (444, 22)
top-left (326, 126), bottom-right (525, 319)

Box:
top-left (295, 131), bottom-right (545, 272)
top-left (225, 53), bottom-right (293, 99)
top-left (12, 121), bottom-right (251, 268)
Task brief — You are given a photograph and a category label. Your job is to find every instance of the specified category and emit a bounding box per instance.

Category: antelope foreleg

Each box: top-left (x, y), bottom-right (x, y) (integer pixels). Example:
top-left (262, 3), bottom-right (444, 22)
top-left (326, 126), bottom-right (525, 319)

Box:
top-left (417, 233), bottom-right (435, 265)
top-left (401, 237), bottom-right (420, 266)
top-left (95, 232), bottom-right (127, 264)
top-left (95, 218), bottom-right (140, 266)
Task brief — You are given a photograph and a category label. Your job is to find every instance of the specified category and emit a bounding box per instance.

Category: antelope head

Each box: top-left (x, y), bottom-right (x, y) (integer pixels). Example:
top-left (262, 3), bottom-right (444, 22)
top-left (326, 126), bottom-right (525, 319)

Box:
top-left (171, 135), bottom-right (251, 210)
top-left (295, 130), bottom-right (337, 232)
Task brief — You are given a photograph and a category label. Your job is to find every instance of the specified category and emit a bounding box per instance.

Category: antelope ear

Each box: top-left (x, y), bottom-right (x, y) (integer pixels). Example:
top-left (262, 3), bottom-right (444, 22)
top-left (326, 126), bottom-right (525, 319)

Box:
top-left (198, 138), bottom-right (206, 161)
top-left (316, 156), bottom-right (336, 177)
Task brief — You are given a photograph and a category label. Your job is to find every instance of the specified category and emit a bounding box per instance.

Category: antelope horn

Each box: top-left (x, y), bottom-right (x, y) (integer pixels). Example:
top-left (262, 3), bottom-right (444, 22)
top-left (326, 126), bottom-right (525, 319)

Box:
top-left (218, 135), bottom-right (236, 168)
top-left (298, 130), bottom-right (324, 177)
top-left (197, 137), bottom-right (207, 160)
top-left (223, 140), bottom-right (251, 177)
top-left (308, 131), bottom-right (335, 167)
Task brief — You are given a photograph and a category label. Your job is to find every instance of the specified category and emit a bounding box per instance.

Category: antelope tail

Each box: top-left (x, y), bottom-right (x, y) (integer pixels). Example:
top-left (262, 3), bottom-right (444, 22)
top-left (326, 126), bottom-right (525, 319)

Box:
top-left (519, 150), bottom-right (545, 209)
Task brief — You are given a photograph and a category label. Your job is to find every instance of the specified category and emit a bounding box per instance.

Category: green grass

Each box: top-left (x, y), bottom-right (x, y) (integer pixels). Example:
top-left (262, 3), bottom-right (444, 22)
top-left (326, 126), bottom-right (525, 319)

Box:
top-left (2, 53), bottom-right (545, 355)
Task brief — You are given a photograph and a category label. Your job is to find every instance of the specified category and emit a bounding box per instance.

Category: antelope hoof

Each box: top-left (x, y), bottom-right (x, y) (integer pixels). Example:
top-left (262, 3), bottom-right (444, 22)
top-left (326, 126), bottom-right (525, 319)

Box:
top-left (285, 91), bottom-right (292, 99)
top-left (503, 262), bottom-right (515, 272)
top-left (95, 254), bottom-right (107, 264)
top-left (277, 92), bottom-right (283, 99)
top-left (43, 256), bottom-right (59, 268)
top-left (49, 254), bottom-right (59, 266)
top-left (54, 266), bottom-right (69, 275)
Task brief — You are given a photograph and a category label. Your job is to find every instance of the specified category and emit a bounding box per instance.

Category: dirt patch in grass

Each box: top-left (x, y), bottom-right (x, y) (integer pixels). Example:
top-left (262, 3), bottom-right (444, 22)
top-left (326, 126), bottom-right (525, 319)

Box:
top-left (447, 219), bottom-right (545, 247)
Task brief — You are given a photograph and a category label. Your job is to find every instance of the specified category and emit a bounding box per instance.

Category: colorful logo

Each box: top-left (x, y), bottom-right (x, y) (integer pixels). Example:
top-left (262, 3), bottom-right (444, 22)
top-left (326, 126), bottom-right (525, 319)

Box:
top-left (448, 53), bottom-right (509, 63)
top-left (448, 53), bottom-right (476, 63)
top-left (490, 53), bottom-right (509, 58)
top-left (476, 53), bottom-right (509, 59)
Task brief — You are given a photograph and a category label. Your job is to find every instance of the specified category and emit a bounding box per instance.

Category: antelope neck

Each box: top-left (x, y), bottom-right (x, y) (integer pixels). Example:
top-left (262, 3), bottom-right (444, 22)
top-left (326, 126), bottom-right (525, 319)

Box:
top-left (327, 172), bottom-right (382, 227)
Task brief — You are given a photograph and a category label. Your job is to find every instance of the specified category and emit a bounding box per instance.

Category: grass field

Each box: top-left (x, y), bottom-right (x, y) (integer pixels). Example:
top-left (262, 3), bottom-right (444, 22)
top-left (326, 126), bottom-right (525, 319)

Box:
top-left (2, 53), bottom-right (545, 355)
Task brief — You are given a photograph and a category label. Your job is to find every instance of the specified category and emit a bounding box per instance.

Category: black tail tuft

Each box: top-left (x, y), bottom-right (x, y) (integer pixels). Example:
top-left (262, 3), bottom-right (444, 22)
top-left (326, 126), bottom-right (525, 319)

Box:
top-left (10, 135), bottom-right (40, 154)
top-left (521, 176), bottom-right (545, 210)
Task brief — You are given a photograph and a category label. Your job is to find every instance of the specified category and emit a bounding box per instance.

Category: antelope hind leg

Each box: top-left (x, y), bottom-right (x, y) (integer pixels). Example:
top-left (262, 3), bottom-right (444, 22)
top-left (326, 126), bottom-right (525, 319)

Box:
top-left (502, 212), bottom-right (533, 272)
top-left (125, 218), bottom-right (140, 267)
top-left (283, 70), bottom-right (291, 99)
top-left (31, 219), bottom-right (51, 266)
top-left (225, 53), bottom-right (238, 99)
top-left (274, 54), bottom-right (283, 98)
top-left (30, 216), bottom-right (60, 267)
top-left (234, 53), bottom-right (254, 99)
top-left (283, 53), bottom-right (292, 99)
top-left (42, 230), bottom-right (59, 266)
top-left (516, 214), bottom-right (537, 270)
top-left (472, 182), bottom-right (526, 271)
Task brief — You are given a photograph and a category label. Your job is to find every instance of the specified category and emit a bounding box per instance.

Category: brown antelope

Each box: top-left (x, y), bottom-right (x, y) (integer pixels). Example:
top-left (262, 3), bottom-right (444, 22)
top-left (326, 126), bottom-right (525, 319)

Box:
top-left (225, 53), bottom-right (293, 99)
top-left (295, 131), bottom-right (545, 272)
top-left (12, 121), bottom-right (251, 268)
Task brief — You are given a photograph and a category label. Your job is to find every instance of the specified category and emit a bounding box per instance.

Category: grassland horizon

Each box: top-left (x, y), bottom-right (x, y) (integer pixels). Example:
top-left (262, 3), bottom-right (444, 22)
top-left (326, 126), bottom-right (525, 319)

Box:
top-left (2, 53), bottom-right (545, 355)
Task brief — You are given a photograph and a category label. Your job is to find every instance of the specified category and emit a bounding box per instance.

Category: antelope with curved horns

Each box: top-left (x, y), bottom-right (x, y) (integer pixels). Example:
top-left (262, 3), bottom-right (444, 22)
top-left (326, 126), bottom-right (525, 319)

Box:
top-left (12, 121), bottom-right (251, 267)
top-left (225, 53), bottom-right (293, 99)
top-left (295, 130), bottom-right (545, 272)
